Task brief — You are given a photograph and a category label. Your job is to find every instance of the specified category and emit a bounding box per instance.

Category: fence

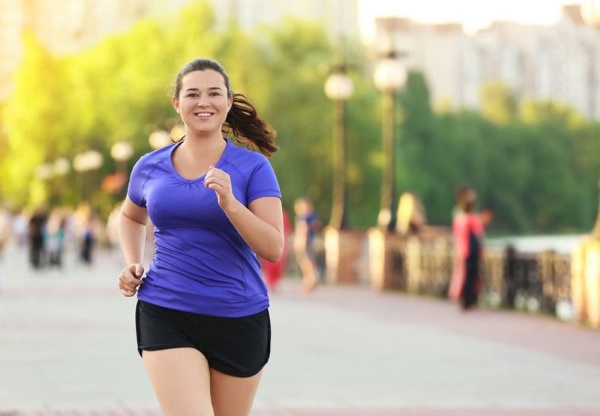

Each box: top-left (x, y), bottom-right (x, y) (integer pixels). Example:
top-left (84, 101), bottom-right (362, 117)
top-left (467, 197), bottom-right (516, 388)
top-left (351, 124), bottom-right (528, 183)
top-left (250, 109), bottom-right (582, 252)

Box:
top-left (382, 234), bottom-right (572, 316)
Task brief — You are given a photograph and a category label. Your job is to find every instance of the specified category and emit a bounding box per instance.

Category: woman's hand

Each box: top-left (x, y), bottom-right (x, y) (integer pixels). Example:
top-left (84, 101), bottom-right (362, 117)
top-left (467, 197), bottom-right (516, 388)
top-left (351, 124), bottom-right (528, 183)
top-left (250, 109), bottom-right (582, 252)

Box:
top-left (118, 263), bottom-right (145, 297)
top-left (205, 165), bottom-right (284, 261)
top-left (204, 165), bottom-right (237, 210)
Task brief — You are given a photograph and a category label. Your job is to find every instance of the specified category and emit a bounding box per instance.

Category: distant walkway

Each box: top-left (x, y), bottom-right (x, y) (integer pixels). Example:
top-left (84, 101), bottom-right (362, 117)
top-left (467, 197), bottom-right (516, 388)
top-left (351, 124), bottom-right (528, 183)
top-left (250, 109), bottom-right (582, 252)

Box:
top-left (0, 243), bottom-right (599, 415)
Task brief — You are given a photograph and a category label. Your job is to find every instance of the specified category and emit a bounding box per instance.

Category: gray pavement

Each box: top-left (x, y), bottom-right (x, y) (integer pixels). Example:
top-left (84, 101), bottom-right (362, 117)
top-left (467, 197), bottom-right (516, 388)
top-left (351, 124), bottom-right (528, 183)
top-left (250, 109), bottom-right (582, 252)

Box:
top-left (0, 242), bottom-right (599, 416)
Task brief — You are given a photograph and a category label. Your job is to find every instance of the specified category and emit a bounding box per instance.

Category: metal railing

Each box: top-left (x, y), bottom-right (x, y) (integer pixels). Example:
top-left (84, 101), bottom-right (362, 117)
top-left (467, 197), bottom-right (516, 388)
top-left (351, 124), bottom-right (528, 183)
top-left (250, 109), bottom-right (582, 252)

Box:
top-left (385, 235), bottom-right (572, 316)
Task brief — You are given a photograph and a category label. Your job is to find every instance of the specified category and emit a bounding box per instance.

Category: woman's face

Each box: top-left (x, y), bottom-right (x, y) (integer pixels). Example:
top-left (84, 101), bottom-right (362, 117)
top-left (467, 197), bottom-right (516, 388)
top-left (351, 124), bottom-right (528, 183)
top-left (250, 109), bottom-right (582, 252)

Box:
top-left (172, 69), bottom-right (232, 136)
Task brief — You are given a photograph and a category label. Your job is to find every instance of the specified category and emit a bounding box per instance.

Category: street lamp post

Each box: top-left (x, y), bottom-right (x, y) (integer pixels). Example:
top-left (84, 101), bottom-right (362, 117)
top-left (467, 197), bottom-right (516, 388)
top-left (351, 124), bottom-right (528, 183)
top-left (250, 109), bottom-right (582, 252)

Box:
top-left (53, 158), bottom-right (70, 177)
top-left (324, 65), bottom-right (354, 230)
top-left (110, 141), bottom-right (133, 174)
top-left (73, 150), bottom-right (104, 201)
top-left (322, 63), bottom-right (362, 285)
top-left (35, 163), bottom-right (53, 181)
top-left (34, 163), bottom-right (54, 206)
top-left (571, 180), bottom-right (600, 328)
top-left (368, 52), bottom-right (407, 291)
top-left (373, 53), bottom-right (407, 232)
top-left (52, 157), bottom-right (70, 204)
top-left (149, 130), bottom-right (172, 150)
top-left (110, 141), bottom-right (133, 198)
top-left (34, 158), bottom-right (71, 206)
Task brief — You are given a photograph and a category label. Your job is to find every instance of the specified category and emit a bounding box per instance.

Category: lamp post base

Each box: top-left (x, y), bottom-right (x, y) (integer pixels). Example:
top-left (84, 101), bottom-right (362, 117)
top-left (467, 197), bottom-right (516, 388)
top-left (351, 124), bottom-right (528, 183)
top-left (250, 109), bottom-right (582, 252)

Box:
top-left (324, 227), bottom-right (366, 285)
top-left (367, 227), bottom-right (404, 291)
top-left (571, 235), bottom-right (600, 329)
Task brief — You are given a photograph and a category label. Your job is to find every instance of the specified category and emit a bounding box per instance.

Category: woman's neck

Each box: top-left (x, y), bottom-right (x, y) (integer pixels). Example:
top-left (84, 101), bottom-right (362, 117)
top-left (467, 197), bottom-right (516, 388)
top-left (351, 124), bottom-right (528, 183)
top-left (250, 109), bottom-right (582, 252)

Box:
top-left (181, 131), bottom-right (226, 155)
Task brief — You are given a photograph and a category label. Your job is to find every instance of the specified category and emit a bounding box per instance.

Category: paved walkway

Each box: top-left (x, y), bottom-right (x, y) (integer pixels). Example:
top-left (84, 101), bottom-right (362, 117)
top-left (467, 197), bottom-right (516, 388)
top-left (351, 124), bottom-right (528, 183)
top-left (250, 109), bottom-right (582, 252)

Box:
top-left (0, 243), bottom-right (599, 415)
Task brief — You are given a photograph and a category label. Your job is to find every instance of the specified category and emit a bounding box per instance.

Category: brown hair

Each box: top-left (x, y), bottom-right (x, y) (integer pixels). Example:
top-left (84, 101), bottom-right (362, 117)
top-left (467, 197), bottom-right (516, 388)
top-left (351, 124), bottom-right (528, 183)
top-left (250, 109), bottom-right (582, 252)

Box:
top-left (455, 185), bottom-right (476, 213)
top-left (173, 58), bottom-right (278, 156)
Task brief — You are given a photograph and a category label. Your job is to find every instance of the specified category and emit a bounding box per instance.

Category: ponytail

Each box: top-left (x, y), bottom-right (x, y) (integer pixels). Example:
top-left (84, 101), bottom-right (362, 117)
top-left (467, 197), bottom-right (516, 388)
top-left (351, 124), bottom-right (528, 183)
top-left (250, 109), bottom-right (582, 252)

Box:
top-left (224, 93), bottom-right (278, 157)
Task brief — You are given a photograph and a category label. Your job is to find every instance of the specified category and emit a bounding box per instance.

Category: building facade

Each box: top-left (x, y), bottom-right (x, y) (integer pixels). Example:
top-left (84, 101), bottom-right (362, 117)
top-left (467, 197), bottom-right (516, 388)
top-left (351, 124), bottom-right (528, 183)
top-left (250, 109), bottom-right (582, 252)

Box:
top-left (374, 4), bottom-right (600, 119)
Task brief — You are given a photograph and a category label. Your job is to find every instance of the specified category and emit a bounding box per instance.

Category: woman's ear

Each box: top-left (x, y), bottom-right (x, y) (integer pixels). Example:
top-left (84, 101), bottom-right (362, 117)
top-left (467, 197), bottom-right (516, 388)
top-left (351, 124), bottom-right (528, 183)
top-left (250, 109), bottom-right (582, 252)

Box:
top-left (172, 96), bottom-right (180, 113)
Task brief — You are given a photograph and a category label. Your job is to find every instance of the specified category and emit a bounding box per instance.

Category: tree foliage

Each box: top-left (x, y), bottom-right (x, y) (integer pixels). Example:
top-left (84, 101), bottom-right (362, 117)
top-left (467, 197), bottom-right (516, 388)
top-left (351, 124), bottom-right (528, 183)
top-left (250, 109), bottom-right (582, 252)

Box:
top-left (2, 32), bottom-right (71, 207)
top-left (0, 2), bottom-right (598, 235)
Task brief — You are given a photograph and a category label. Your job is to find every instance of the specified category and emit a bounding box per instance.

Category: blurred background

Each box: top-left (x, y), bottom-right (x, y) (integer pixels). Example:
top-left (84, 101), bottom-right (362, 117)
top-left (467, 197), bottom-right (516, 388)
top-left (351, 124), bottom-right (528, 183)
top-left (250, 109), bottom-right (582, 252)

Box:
top-left (0, 0), bottom-right (598, 236)
top-left (0, 1), bottom-right (600, 414)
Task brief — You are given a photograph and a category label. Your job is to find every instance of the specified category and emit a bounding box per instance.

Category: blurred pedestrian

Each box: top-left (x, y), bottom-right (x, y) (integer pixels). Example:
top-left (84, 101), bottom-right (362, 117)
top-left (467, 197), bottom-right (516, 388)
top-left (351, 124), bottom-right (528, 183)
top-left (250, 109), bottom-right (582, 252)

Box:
top-left (12, 209), bottom-right (29, 249)
top-left (45, 209), bottom-right (66, 268)
top-left (293, 197), bottom-right (321, 292)
top-left (448, 186), bottom-right (485, 310)
top-left (117, 58), bottom-right (283, 416)
top-left (261, 208), bottom-right (292, 292)
top-left (396, 192), bottom-right (427, 235)
top-left (28, 206), bottom-right (47, 270)
top-left (0, 208), bottom-right (11, 292)
top-left (0, 208), bottom-right (11, 260)
top-left (80, 214), bottom-right (97, 265)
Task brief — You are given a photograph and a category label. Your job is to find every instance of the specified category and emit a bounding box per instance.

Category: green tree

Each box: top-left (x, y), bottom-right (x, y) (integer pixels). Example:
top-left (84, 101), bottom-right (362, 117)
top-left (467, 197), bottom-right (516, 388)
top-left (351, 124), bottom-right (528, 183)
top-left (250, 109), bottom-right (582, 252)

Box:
top-left (255, 18), bottom-right (335, 217)
top-left (2, 6), bottom-right (598, 237)
top-left (396, 70), bottom-right (446, 222)
top-left (165, 1), bottom-right (218, 66)
top-left (344, 75), bottom-right (381, 228)
top-left (2, 32), bottom-right (71, 207)
top-left (480, 81), bottom-right (517, 125)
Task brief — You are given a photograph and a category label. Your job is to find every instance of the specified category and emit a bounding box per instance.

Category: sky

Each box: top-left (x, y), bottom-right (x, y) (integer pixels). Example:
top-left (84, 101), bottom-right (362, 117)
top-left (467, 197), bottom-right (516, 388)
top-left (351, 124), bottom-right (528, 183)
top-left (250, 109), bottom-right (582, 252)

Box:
top-left (358, 0), bottom-right (590, 38)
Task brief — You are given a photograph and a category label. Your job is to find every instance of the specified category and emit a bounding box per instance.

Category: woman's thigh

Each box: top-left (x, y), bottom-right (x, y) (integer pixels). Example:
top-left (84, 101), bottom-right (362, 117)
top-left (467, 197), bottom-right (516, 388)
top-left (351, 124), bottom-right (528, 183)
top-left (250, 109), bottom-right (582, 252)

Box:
top-left (210, 368), bottom-right (263, 416)
top-left (143, 347), bottom-right (213, 416)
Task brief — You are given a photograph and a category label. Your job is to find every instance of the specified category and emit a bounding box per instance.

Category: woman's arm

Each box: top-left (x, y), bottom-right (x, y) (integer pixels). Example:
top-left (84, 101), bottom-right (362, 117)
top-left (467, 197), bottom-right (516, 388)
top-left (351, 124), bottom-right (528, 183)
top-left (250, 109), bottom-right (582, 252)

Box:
top-left (204, 165), bottom-right (284, 262)
top-left (117, 197), bottom-right (149, 297)
top-left (223, 196), bottom-right (284, 263)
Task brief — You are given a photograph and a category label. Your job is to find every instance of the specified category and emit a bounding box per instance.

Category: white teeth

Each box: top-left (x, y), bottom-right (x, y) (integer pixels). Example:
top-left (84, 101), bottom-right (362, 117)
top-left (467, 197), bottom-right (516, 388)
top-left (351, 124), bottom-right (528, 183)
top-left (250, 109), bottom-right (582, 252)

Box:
top-left (196, 113), bottom-right (212, 117)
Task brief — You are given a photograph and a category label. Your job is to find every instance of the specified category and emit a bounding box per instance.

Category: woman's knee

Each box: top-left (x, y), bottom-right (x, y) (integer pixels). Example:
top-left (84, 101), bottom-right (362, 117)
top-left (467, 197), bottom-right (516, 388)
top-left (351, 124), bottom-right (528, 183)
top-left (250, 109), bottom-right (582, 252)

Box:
top-left (143, 348), bottom-right (214, 416)
top-left (210, 369), bottom-right (263, 416)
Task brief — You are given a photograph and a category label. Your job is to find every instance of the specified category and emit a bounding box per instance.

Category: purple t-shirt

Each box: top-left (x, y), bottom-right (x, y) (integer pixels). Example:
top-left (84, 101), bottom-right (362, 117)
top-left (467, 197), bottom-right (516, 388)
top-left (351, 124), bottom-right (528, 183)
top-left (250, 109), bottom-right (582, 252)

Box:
top-left (128, 139), bottom-right (281, 317)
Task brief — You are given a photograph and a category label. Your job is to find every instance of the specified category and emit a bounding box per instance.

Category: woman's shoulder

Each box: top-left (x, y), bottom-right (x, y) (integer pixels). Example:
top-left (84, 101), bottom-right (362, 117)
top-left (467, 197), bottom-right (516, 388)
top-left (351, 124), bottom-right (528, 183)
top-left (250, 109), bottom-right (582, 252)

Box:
top-left (225, 140), bottom-right (270, 167)
top-left (132, 143), bottom-right (175, 170)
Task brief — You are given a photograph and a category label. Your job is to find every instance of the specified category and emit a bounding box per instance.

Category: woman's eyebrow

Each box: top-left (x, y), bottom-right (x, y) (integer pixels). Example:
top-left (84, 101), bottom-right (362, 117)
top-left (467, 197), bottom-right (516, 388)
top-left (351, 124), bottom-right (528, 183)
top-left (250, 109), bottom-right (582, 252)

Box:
top-left (185, 86), bottom-right (223, 91)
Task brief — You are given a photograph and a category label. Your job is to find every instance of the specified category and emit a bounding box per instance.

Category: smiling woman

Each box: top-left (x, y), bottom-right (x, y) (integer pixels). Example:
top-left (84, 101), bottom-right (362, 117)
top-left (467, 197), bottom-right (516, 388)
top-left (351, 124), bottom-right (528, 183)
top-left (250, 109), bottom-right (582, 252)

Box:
top-left (172, 69), bottom-right (232, 143)
top-left (117, 58), bottom-right (284, 416)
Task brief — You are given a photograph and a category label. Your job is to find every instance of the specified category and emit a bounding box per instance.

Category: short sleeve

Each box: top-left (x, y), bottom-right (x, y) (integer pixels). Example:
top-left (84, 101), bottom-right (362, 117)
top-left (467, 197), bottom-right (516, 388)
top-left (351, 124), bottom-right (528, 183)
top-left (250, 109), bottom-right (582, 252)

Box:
top-left (470, 214), bottom-right (485, 236)
top-left (246, 156), bottom-right (281, 203)
top-left (127, 155), bottom-right (150, 207)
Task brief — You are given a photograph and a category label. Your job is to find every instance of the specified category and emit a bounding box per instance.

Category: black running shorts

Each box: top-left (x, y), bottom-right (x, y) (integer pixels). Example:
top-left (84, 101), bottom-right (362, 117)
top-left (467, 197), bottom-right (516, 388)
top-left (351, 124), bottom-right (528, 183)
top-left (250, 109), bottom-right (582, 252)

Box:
top-left (135, 300), bottom-right (271, 378)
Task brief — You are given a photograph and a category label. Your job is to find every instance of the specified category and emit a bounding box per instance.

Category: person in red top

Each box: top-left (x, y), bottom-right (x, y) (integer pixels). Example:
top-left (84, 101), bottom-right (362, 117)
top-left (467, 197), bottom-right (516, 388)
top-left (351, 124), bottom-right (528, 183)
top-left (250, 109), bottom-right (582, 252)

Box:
top-left (260, 209), bottom-right (292, 292)
top-left (448, 186), bottom-right (485, 310)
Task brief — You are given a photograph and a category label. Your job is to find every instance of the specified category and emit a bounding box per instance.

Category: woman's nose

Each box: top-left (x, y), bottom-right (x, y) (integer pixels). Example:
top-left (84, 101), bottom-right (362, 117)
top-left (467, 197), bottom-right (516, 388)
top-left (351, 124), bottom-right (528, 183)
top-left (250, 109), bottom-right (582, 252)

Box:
top-left (196, 95), bottom-right (208, 106)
